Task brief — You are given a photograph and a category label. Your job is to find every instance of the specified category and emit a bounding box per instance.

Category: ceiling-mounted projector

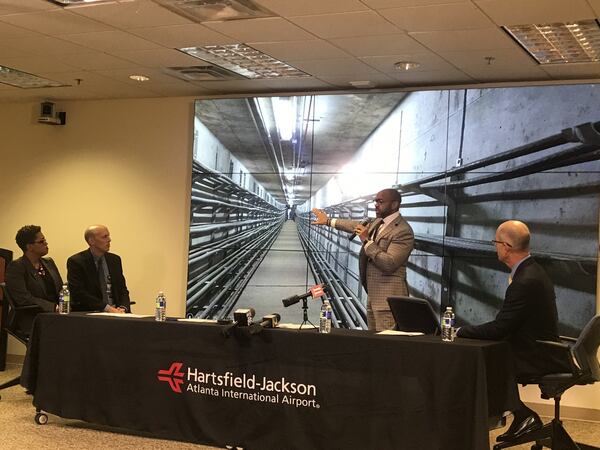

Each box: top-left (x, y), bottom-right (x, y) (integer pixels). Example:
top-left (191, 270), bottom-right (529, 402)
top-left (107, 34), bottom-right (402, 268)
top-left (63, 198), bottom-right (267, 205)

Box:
top-left (38, 101), bottom-right (66, 125)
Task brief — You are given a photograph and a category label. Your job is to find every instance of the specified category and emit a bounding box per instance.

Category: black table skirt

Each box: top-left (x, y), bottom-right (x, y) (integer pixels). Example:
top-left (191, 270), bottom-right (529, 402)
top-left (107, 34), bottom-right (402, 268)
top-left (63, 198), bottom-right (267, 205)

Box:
top-left (22, 313), bottom-right (519, 450)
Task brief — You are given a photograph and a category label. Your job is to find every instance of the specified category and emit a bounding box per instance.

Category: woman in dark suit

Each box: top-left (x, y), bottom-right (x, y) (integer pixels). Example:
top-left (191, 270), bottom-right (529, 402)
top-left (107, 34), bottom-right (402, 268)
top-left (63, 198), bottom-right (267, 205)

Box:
top-left (5, 225), bottom-right (63, 334)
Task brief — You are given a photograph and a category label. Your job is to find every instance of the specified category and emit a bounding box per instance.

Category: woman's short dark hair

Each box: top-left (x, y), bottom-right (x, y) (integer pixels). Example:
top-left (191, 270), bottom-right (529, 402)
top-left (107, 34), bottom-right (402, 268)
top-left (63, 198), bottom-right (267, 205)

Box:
top-left (15, 225), bottom-right (41, 252)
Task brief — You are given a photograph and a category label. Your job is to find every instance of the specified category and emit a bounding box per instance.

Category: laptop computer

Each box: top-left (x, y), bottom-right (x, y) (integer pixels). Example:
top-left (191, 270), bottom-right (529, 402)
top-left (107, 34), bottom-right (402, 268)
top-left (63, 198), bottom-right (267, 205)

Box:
top-left (387, 296), bottom-right (441, 335)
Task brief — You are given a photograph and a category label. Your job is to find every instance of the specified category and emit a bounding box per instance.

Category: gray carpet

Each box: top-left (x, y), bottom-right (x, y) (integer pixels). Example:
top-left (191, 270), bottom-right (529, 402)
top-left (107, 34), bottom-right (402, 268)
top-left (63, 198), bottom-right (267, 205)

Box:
top-left (2, 363), bottom-right (599, 449)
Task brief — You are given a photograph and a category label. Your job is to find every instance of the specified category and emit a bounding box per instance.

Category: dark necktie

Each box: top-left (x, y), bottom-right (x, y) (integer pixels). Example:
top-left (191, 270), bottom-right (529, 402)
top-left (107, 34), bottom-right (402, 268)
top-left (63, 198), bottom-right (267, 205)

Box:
top-left (370, 219), bottom-right (383, 241)
top-left (98, 257), bottom-right (110, 305)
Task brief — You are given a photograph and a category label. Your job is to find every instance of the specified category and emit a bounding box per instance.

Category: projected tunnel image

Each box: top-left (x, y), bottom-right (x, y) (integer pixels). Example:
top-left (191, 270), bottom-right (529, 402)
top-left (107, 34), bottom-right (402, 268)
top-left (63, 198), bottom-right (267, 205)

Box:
top-left (186, 86), bottom-right (600, 334)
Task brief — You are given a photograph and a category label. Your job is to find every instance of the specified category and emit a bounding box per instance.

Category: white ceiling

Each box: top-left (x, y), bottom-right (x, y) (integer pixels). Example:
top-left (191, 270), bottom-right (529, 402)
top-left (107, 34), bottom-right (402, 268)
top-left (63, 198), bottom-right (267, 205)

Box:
top-left (0, 0), bottom-right (599, 102)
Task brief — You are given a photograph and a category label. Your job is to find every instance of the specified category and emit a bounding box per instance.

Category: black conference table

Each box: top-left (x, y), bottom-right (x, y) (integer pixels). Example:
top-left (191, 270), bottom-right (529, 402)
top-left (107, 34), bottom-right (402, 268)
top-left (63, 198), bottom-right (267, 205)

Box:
top-left (21, 313), bottom-right (519, 450)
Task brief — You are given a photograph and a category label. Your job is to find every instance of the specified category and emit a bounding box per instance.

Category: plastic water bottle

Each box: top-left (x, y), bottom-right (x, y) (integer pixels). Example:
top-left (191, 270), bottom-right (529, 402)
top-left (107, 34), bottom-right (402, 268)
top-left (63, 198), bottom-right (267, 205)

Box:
top-left (155, 291), bottom-right (166, 322)
top-left (58, 283), bottom-right (70, 315)
top-left (319, 300), bottom-right (332, 334)
top-left (442, 306), bottom-right (455, 342)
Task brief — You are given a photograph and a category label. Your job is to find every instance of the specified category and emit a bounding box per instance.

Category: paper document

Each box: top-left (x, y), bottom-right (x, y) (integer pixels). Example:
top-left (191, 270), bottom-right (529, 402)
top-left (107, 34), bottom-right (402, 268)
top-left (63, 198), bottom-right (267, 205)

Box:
top-left (178, 318), bottom-right (217, 323)
top-left (377, 330), bottom-right (424, 336)
top-left (87, 313), bottom-right (153, 318)
top-left (277, 323), bottom-right (308, 330)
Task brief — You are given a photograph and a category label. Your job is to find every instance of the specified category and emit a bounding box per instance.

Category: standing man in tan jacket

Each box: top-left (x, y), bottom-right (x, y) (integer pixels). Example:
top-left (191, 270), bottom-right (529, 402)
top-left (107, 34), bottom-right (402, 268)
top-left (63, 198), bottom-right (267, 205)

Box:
top-left (312, 189), bottom-right (414, 331)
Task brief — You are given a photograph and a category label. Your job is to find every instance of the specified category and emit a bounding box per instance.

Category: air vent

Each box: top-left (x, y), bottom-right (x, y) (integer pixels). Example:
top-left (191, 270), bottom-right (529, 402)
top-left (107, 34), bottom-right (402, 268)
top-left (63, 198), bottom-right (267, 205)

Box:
top-left (151, 0), bottom-right (274, 22)
top-left (163, 65), bottom-right (244, 81)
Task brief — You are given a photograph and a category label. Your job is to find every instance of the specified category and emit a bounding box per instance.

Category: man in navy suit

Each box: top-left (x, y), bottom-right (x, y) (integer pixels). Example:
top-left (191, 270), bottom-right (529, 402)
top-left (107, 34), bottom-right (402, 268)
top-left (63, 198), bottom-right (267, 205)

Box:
top-left (458, 220), bottom-right (570, 442)
top-left (67, 225), bottom-right (130, 313)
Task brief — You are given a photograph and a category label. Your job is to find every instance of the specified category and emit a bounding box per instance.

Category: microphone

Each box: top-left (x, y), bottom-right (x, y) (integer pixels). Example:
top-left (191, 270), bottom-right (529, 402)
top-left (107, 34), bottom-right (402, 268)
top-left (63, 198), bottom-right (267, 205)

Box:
top-left (282, 284), bottom-right (327, 307)
top-left (259, 313), bottom-right (281, 328)
top-left (222, 308), bottom-right (255, 337)
top-left (349, 218), bottom-right (371, 242)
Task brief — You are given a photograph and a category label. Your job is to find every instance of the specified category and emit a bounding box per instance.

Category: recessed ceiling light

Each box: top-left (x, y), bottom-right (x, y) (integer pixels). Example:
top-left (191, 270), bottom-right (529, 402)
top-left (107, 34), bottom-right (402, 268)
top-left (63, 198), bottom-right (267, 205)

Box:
top-left (0, 65), bottom-right (69, 89)
top-left (179, 44), bottom-right (310, 79)
top-left (504, 19), bottom-right (600, 64)
top-left (394, 61), bottom-right (420, 71)
top-left (129, 74), bottom-right (150, 82)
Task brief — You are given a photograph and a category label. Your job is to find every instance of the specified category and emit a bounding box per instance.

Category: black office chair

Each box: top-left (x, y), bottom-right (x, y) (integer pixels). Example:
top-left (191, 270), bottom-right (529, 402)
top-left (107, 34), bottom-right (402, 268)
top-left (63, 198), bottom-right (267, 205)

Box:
top-left (387, 296), bottom-right (441, 335)
top-left (0, 285), bottom-right (43, 400)
top-left (0, 248), bottom-right (13, 371)
top-left (493, 315), bottom-right (600, 450)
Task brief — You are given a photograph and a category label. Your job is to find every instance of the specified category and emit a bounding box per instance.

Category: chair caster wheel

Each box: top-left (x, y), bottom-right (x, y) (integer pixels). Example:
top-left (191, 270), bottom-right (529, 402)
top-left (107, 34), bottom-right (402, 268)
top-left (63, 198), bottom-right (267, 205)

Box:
top-left (35, 412), bottom-right (48, 425)
top-left (531, 444), bottom-right (543, 450)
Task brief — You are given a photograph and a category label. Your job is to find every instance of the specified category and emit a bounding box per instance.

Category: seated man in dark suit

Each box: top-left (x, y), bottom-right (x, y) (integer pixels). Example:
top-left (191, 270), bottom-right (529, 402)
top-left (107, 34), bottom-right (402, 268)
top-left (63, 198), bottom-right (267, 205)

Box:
top-left (457, 220), bottom-right (570, 443)
top-left (5, 225), bottom-right (63, 333)
top-left (67, 225), bottom-right (130, 313)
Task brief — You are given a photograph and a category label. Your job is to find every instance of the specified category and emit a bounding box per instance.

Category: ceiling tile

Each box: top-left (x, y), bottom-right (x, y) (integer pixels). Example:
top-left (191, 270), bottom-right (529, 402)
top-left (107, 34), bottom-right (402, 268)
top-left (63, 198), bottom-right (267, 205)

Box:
top-left (440, 47), bottom-right (537, 71)
top-left (1, 35), bottom-right (89, 56)
top-left (190, 77), bottom-right (333, 94)
top-left (0, 55), bottom-right (78, 74)
top-left (380, 3), bottom-right (494, 32)
top-left (204, 17), bottom-right (315, 42)
top-left (329, 34), bottom-right (428, 56)
top-left (387, 67), bottom-right (474, 85)
top-left (249, 40), bottom-right (350, 61)
top-left (287, 58), bottom-right (383, 76)
top-left (114, 48), bottom-right (202, 67)
top-left (315, 73), bottom-right (398, 88)
top-left (55, 51), bottom-right (139, 71)
top-left (59, 30), bottom-right (163, 53)
top-left (0, 21), bottom-right (41, 40)
top-left (362, 0), bottom-right (466, 8)
top-left (410, 28), bottom-right (516, 52)
top-left (0, 0), bottom-right (57, 16)
top-left (129, 24), bottom-right (236, 48)
top-left (288, 11), bottom-right (401, 39)
top-left (253, 0), bottom-right (368, 16)
top-left (589, 0), bottom-right (600, 17)
top-left (68, 0), bottom-right (193, 28)
top-left (0, 42), bottom-right (34, 58)
top-left (473, 0), bottom-right (596, 25)
top-left (541, 62), bottom-right (600, 80)
top-left (93, 66), bottom-right (181, 85)
top-left (360, 53), bottom-right (460, 73)
top-left (0, 9), bottom-right (112, 36)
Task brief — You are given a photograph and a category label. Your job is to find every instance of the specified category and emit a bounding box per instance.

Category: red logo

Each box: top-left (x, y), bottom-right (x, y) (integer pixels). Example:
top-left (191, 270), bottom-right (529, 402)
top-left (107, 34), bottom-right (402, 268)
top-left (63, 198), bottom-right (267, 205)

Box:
top-left (310, 284), bottom-right (325, 298)
top-left (157, 362), bottom-right (185, 393)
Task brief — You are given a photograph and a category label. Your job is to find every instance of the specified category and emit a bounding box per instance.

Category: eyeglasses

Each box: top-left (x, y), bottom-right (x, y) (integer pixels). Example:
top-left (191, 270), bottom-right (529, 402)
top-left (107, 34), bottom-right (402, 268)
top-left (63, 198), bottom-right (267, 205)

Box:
top-left (33, 239), bottom-right (48, 245)
top-left (491, 239), bottom-right (512, 248)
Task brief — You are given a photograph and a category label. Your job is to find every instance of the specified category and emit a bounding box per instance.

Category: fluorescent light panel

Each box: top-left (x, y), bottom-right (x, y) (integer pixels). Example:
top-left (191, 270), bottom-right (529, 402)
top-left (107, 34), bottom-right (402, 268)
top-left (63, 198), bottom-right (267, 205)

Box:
top-left (505, 20), bottom-right (600, 64)
top-left (179, 44), bottom-right (310, 79)
top-left (0, 65), bottom-right (69, 89)
top-left (151, 0), bottom-right (274, 22)
top-left (47, 0), bottom-right (117, 5)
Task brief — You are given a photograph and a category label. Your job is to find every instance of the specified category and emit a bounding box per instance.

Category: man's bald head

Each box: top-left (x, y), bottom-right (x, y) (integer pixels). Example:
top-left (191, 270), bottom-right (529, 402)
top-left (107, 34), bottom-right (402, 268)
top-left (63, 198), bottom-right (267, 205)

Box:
top-left (85, 225), bottom-right (111, 256)
top-left (496, 220), bottom-right (530, 252)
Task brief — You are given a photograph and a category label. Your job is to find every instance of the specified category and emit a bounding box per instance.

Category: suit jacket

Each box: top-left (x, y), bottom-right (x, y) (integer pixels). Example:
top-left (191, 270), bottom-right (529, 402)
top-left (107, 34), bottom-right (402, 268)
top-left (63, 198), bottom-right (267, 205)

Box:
top-left (335, 214), bottom-right (414, 311)
top-left (67, 249), bottom-right (130, 312)
top-left (5, 256), bottom-right (63, 333)
top-left (458, 257), bottom-right (570, 378)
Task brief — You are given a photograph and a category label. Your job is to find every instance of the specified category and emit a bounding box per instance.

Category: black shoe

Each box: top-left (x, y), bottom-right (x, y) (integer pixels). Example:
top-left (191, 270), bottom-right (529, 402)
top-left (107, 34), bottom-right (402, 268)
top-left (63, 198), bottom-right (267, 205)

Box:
top-left (496, 414), bottom-right (543, 442)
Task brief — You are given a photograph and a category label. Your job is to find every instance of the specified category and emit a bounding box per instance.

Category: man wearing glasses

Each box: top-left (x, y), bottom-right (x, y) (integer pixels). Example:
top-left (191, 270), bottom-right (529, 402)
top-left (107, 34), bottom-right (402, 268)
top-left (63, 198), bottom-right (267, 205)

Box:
top-left (312, 188), bottom-right (414, 331)
top-left (457, 220), bottom-right (569, 443)
top-left (67, 225), bottom-right (130, 313)
top-left (5, 225), bottom-right (63, 334)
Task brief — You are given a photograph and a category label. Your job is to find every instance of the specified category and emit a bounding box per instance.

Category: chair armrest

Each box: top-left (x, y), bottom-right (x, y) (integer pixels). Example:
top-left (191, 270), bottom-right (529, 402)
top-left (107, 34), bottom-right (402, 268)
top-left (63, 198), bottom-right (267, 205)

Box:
top-left (559, 335), bottom-right (577, 343)
top-left (536, 339), bottom-right (580, 374)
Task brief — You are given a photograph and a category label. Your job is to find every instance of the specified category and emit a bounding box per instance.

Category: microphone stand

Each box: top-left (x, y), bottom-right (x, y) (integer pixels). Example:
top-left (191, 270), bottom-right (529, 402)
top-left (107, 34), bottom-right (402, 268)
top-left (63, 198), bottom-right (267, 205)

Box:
top-left (299, 297), bottom-right (317, 330)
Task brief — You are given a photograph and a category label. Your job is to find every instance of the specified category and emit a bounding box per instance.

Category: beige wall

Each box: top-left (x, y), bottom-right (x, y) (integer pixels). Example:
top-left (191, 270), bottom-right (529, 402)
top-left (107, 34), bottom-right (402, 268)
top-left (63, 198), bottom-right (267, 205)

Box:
top-left (0, 97), bottom-right (194, 354)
